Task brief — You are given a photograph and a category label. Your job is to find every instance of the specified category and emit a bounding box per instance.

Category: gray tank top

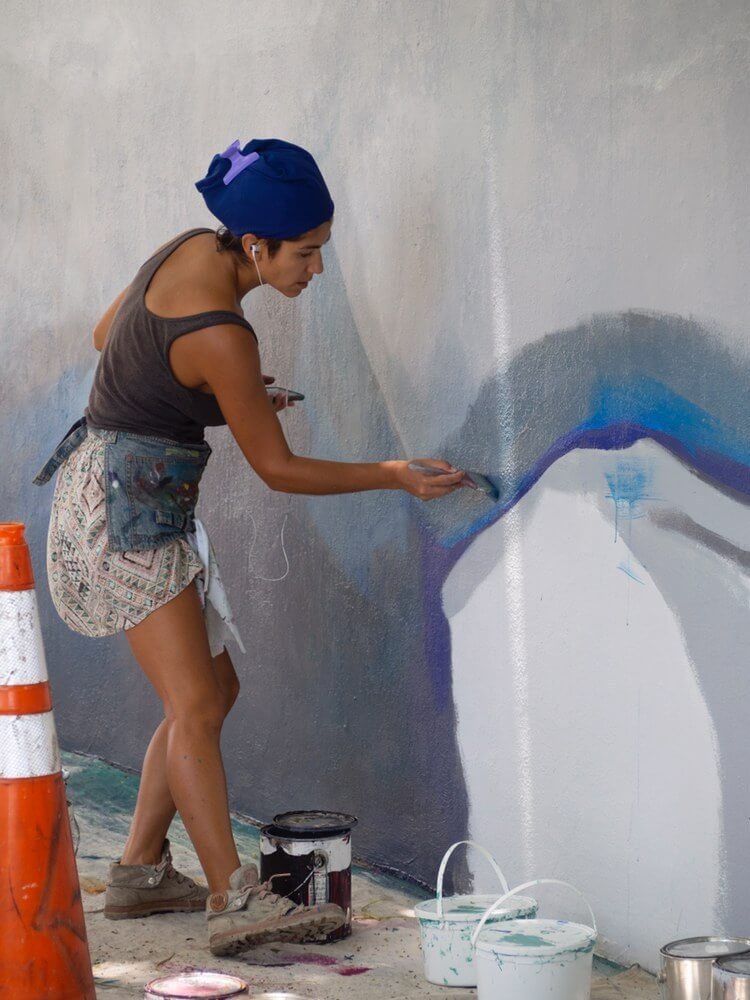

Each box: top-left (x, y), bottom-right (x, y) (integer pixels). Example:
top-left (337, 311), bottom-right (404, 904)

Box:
top-left (85, 227), bottom-right (257, 445)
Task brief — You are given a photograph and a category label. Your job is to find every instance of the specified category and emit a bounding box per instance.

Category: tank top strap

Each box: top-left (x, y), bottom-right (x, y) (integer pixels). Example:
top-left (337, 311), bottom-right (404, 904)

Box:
top-left (134, 228), bottom-right (259, 344)
top-left (137, 227), bottom-right (215, 275)
top-left (163, 311), bottom-right (258, 344)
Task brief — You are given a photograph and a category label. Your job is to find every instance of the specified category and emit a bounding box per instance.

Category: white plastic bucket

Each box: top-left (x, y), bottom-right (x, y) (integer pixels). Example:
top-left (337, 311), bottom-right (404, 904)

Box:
top-left (472, 879), bottom-right (597, 1000)
top-left (415, 841), bottom-right (537, 988)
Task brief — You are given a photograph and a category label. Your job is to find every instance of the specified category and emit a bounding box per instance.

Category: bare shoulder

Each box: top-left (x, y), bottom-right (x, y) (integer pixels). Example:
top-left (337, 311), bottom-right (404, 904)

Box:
top-left (146, 231), bottom-right (243, 318)
top-left (149, 227), bottom-right (209, 259)
top-left (169, 321), bottom-right (258, 392)
top-left (174, 282), bottom-right (243, 316)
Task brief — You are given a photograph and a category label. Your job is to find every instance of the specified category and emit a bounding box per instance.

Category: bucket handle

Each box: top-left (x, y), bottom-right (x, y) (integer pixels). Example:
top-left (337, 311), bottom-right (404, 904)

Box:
top-left (470, 878), bottom-right (597, 949)
top-left (436, 840), bottom-right (510, 919)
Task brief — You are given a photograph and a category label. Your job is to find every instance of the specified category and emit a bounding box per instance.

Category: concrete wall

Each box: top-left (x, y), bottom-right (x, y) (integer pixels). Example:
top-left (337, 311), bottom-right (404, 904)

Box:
top-left (3, 0), bottom-right (749, 971)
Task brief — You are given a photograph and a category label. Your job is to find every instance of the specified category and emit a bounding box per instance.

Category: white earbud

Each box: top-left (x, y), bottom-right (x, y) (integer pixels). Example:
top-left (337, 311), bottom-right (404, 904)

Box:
top-left (250, 243), bottom-right (260, 258)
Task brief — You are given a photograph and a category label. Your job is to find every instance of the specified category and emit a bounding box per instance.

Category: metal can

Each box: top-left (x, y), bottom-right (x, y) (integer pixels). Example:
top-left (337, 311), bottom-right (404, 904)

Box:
top-left (658, 938), bottom-right (750, 1000)
top-left (713, 954), bottom-right (750, 999)
top-left (259, 810), bottom-right (358, 942)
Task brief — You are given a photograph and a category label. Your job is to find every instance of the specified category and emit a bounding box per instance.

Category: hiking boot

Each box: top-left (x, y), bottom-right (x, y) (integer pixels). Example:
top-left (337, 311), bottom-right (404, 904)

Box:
top-left (207, 863), bottom-right (346, 956)
top-left (104, 838), bottom-right (208, 919)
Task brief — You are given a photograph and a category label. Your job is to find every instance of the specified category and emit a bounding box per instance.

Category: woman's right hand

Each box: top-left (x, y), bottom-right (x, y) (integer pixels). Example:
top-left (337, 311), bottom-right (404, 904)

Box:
top-left (396, 459), bottom-right (466, 501)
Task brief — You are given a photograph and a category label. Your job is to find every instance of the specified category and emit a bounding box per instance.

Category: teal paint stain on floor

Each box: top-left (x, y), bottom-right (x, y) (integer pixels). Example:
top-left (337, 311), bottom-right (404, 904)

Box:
top-left (62, 750), bottom-right (423, 897)
top-left (62, 750), bottom-right (261, 861)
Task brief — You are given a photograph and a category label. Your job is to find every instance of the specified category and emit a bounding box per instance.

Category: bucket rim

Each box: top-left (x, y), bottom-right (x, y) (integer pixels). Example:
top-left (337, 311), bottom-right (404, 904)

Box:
top-left (415, 893), bottom-right (537, 923)
top-left (660, 937), bottom-right (750, 960)
top-left (715, 952), bottom-right (750, 976)
top-left (475, 917), bottom-right (597, 958)
top-left (144, 970), bottom-right (249, 997)
top-left (268, 810), bottom-right (358, 836)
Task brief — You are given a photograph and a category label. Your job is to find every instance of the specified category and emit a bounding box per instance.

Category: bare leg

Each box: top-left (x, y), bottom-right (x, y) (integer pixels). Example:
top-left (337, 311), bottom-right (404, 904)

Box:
top-left (120, 648), bottom-right (240, 866)
top-left (120, 581), bottom-right (241, 892)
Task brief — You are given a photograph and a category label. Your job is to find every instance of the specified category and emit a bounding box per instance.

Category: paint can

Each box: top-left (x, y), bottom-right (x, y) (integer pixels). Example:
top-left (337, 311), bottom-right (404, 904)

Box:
top-left (259, 810), bottom-right (357, 942)
top-left (658, 938), bottom-right (750, 1000)
top-left (144, 972), bottom-right (248, 998)
top-left (471, 879), bottom-right (597, 1000)
top-left (713, 954), bottom-right (750, 1000)
top-left (415, 840), bottom-right (537, 987)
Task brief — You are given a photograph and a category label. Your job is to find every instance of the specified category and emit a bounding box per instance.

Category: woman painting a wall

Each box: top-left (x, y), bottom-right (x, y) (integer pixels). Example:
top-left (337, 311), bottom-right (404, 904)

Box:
top-left (32, 137), bottom-right (465, 957)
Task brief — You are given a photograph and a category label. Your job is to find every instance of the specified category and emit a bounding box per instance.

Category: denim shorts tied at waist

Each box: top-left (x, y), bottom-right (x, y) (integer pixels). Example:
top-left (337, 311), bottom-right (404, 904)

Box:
top-left (32, 415), bottom-right (212, 552)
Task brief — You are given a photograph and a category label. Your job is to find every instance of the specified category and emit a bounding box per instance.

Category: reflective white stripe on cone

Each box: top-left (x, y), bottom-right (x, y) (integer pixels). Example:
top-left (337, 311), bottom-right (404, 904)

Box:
top-left (0, 711), bottom-right (61, 778)
top-left (0, 589), bottom-right (50, 684)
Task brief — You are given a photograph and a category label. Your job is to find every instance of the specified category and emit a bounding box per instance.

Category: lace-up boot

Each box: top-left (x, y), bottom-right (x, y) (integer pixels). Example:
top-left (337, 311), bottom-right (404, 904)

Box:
top-left (104, 838), bottom-right (209, 919)
top-left (207, 863), bottom-right (345, 956)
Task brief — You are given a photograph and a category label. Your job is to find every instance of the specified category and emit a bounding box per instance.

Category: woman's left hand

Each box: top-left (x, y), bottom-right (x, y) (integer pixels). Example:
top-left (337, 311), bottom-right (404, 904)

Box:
top-left (263, 374), bottom-right (294, 412)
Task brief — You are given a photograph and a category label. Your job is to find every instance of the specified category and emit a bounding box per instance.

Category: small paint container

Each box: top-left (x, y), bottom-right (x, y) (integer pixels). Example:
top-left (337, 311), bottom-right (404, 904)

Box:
top-left (713, 954), bottom-right (750, 1000)
top-left (415, 841), bottom-right (537, 987)
top-left (260, 810), bottom-right (357, 942)
top-left (658, 937), bottom-right (750, 999)
top-left (471, 879), bottom-right (597, 1000)
top-left (144, 972), bottom-right (248, 998)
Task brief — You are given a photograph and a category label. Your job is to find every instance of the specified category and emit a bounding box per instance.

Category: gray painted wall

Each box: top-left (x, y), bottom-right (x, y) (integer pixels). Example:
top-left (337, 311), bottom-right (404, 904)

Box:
top-left (3, 0), bottom-right (749, 969)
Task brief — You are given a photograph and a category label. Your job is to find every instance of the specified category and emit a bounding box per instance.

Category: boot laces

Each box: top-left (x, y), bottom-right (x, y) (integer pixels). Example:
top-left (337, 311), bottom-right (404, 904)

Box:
top-left (159, 857), bottom-right (188, 885)
top-left (256, 872), bottom-right (291, 903)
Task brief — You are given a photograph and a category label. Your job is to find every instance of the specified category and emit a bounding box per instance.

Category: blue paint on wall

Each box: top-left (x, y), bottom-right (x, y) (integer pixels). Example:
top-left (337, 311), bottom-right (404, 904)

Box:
top-left (440, 377), bottom-right (750, 550)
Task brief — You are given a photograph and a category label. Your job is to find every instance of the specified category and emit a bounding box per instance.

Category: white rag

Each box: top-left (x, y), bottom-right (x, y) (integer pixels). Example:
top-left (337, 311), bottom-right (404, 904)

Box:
top-left (184, 517), bottom-right (246, 658)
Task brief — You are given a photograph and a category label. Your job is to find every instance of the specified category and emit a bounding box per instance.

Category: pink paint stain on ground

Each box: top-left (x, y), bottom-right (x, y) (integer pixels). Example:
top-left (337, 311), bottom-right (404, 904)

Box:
top-left (281, 953), bottom-right (371, 976)
top-left (285, 953), bottom-right (339, 967)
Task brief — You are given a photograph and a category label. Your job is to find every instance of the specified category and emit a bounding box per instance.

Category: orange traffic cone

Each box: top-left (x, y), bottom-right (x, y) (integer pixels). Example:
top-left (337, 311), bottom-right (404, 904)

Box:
top-left (0, 522), bottom-right (96, 999)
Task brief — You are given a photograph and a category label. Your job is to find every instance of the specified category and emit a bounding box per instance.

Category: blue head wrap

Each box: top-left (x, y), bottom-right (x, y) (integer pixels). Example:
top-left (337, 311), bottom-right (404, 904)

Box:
top-left (195, 138), bottom-right (334, 240)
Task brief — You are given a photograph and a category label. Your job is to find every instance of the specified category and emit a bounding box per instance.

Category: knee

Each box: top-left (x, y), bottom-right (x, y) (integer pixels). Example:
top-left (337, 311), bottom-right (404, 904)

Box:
top-left (167, 692), bottom-right (227, 736)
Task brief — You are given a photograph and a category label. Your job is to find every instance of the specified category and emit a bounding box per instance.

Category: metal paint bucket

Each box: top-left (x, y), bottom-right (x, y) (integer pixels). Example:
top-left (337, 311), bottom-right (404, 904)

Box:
top-left (713, 955), bottom-right (750, 999)
top-left (144, 972), bottom-right (248, 998)
top-left (658, 937), bottom-right (750, 1000)
top-left (259, 810), bottom-right (357, 942)
top-left (471, 879), bottom-right (597, 1000)
top-left (415, 840), bottom-right (537, 987)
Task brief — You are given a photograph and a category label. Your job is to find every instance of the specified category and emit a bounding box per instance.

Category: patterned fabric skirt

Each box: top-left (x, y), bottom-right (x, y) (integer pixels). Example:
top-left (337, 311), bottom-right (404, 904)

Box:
top-left (46, 431), bottom-right (243, 656)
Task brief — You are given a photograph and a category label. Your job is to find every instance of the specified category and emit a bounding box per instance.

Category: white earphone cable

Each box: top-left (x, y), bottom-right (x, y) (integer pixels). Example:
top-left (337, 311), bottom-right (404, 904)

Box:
top-left (246, 243), bottom-right (293, 583)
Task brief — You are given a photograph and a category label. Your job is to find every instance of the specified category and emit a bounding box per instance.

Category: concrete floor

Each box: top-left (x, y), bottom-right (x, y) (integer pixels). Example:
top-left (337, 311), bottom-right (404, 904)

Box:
top-left (64, 752), bottom-right (659, 999)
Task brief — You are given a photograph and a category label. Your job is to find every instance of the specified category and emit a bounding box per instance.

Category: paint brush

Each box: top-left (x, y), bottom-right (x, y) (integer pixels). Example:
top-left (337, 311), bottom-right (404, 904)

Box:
top-left (408, 463), bottom-right (500, 502)
top-left (461, 470), bottom-right (501, 502)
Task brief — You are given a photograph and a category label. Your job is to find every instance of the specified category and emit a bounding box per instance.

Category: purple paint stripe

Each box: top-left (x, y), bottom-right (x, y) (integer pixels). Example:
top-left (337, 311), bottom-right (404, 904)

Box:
top-left (444, 422), bottom-right (750, 551)
top-left (422, 421), bottom-right (750, 709)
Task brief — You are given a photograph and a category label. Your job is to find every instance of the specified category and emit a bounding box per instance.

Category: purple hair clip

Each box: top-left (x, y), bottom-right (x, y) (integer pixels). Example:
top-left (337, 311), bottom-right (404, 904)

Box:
top-left (220, 140), bottom-right (260, 185)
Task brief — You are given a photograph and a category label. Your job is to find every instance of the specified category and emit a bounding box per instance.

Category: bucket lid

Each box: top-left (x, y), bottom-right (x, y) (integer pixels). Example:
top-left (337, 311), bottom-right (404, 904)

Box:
top-left (714, 953), bottom-right (750, 976)
top-left (475, 917), bottom-right (596, 958)
top-left (267, 810), bottom-right (358, 837)
top-left (661, 937), bottom-right (750, 960)
top-left (145, 972), bottom-right (248, 998)
top-left (415, 893), bottom-right (537, 924)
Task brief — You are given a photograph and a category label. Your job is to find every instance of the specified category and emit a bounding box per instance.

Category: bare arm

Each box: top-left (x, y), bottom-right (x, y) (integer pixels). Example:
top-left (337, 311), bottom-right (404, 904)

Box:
top-left (93, 286), bottom-right (129, 351)
top-left (195, 325), bottom-right (464, 499)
